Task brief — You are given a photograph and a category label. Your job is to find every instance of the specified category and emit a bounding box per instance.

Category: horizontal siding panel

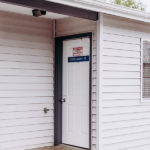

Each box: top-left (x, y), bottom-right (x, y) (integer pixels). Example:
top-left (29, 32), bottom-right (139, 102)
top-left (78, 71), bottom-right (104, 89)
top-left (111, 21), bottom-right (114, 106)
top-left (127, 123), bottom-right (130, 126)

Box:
top-left (0, 76), bottom-right (53, 83)
top-left (57, 27), bottom-right (95, 37)
top-left (56, 21), bottom-right (95, 33)
top-left (56, 18), bottom-right (94, 31)
top-left (103, 48), bottom-right (140, 58)
top-left (0, 53), bottom-right (53, 63)
top-left (103, 130), bottom-right (150, 144)
top-left (123, 145), bottom-right (150, 150)
top-left (0, 130), bottom-right (53, 143)
top-left (103, 41), bottom-right (140, 51)
top-left (103, 111), bottom-right (150, 123)
top-left (92, 63), bottom-right (96, 71)
top-left (0, 90), bottom-right (53, 97)
top-left (0, 103), bottom-right (53, 113)
top-left (103, 118), bottom-right (150, 130)
top-left (0, 62), bottom-right (53, 70)
top-left (0, 23), bottom-right (52, 38)
top-left (103, 79), bottom-right (140, 86)
top-left (103, 93), bottom-right (140, 100)
top-left (103, 56), bottom-right (140, 65)
top-left (56, 17), bottom-right (96, 36)
top-left (0, 117), bottom-right (52, 128)
top-left (0, 123), bottom-right (53, 135)
top-left (0, 30), bottom-right (52, 43)
top-left (0, 83), bottom-right (53, 90)
top-left (103, 33), bottom-right (140, 44)
top-left (0, 136), bottom-right (53, 149)
top-left (103, 71), bottom-right (140, 79)
top-left (103, 86), bottom-right (140, 93)
top-left (0, 69), bottom-right (53, 76)
top-left (0, 46), bottom-right (53, 57)
top-left (103, 26), bottom-right (140, 38)
top-left (92, 115), bottom-right (96, 122)
top-left (104, 124), bottom-right (150, 138)
top-left (0, 97), bottom-right (53, 105)
top-left (92, 85), bottom-right (96, 92)
top-left (0, 38), bottom-right (53, 50)
top-left (92, 101), bottom-right (96, 108)
top-left (0, 110), bottom-right (53, 120)
top-left (103, 14), bottom-right (150, 34)
top-left (103, 137), bottom-right (150, 150)
top-left (103, 99), bottom-right (139, 107)
top-left (103, 106), bottom-right (150, 115)
top-left (56, 17), bottom-right (95, 29)
top-left (92, 122), bottom-right (96, 131)
top-left (103, 64), bottom-right (140, 72)
top-left (103, 131), bottom-right (150, 146)
top-left (103, 142), bottom-right (149, 150)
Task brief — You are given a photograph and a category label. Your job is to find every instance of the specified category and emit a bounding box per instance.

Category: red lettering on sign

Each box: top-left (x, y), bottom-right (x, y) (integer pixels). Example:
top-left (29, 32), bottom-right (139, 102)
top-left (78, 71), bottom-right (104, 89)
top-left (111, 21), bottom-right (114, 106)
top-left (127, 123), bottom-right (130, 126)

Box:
top-left (73, 47), bottom-right (83, 51)
top-left (73, 47), bottom-right (83, 56)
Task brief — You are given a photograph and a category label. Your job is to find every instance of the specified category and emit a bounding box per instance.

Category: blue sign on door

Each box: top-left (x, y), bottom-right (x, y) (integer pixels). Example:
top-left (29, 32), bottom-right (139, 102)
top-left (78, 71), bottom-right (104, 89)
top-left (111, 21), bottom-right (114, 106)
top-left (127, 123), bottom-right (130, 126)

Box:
top-left (68, 56), bottom-right (89, 63)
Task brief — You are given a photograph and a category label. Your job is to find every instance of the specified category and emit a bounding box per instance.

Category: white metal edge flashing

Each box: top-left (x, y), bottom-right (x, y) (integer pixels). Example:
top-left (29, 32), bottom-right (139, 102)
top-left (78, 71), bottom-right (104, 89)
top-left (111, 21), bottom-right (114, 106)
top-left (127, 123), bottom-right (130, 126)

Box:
top-left (96, 13), bottom-right (103, 150)
top-left (46, 0), bottom-right (150, 23)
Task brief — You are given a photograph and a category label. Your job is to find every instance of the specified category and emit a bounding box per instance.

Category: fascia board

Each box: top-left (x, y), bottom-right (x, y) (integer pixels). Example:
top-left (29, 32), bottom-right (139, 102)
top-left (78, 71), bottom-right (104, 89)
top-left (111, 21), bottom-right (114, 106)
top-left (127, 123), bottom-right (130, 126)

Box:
top-left (46, 0), bottom-right (150, 23)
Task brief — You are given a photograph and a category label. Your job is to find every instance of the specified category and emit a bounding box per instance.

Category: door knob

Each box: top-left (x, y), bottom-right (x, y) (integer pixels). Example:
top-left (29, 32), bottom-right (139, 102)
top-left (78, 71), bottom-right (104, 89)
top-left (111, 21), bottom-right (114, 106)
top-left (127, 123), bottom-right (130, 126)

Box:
top-left (59, 98), bottom-right (66, 103)
top-left (43, 107), bottom-right (50, 114)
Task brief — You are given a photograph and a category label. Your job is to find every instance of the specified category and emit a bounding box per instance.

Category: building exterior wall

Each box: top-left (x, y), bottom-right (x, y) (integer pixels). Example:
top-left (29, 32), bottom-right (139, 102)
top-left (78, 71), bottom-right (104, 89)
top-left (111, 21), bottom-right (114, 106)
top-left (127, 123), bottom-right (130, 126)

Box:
top-left (0, 11), bottom-right (54, 150)
top-left (101, 14), bottom-right (150, 150)
top-left (56, 17), bottom-right (97, 150)
top-left (3, 8), bottom-right (150, 150)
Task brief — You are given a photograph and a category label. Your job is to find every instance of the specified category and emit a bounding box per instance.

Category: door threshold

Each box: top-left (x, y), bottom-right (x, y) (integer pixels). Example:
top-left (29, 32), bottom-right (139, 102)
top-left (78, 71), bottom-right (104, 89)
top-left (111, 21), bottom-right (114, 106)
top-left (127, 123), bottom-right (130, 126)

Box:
top-left (31, 144), bottom-right (88, 150)
top-left (60, 144), bottom-right (88, 150)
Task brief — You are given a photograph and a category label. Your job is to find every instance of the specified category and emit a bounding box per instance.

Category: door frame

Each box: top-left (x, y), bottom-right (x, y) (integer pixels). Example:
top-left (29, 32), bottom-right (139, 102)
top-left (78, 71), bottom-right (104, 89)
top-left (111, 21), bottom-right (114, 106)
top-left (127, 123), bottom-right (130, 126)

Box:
top-left (54, 32), bottom-right (92, 149)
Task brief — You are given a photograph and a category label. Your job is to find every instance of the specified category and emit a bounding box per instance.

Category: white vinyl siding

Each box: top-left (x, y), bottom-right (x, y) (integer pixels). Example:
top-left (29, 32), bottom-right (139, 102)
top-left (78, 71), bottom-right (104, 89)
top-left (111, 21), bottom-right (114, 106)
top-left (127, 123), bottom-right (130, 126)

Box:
top-left (101, 14), bottom-right (150, 150)
top-left (56, 17), bottom-right (97, 150)
top-left (0, 11), bottom-right (54, 150)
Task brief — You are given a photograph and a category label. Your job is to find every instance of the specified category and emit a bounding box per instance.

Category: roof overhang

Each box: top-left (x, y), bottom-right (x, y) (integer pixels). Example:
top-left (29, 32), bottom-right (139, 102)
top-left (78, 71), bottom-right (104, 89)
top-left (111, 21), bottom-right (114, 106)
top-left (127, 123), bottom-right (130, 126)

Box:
top-left (0, 0), bottom-right (98, 21)
top-left (0, 2), bottom-right (68, 19)
top-left (47, 0), bottom-right (150, 24)
top-left (0, 0), bottom-right (150, 23)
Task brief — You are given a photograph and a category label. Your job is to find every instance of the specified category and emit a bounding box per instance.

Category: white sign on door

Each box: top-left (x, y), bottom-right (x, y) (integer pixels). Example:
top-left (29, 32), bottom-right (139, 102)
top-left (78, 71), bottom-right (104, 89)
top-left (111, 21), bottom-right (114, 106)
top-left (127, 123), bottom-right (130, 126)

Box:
top-left (73, 46), bottom-right (83, 56)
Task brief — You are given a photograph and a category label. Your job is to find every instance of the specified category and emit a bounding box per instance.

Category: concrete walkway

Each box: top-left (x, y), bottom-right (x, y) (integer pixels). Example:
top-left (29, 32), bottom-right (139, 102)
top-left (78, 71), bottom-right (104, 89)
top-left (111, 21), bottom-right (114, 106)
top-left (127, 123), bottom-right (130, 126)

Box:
top-left (32, 144), bottom-right (87, 150)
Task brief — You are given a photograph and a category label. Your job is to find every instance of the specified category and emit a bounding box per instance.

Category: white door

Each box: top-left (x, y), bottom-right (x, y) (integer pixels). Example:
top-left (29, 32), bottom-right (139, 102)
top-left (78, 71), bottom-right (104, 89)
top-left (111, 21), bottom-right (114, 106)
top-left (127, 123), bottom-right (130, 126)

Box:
top-left (62, 37), bottom-right (90, 148)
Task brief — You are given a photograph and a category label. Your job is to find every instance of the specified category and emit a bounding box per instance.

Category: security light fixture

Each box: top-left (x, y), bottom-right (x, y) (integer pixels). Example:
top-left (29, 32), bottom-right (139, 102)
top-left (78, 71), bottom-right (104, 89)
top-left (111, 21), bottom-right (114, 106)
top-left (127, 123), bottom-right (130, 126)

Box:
top-left (32, 9), bottom-right (46, 17)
